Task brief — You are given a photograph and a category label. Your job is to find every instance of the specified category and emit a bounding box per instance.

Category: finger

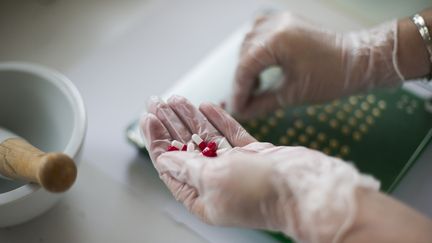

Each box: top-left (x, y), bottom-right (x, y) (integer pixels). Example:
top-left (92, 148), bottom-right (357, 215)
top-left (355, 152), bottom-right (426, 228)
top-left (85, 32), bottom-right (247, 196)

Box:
top-left (140, 113), bottom-right (171, 161)
top-left (199, 102), bottom-right (256, 147)
top-left (147, 96), bottom-right (191, 143)
top-left (233, 41), bottom-right (277, 114)
top-left (253, 14), bottom-right (268, 26)
top-left (236, 75), bottom-right (312, 120)
top-left (167, 95), bottom-right (222, 142)
top-left (235, 90), bottom-right (281, 120)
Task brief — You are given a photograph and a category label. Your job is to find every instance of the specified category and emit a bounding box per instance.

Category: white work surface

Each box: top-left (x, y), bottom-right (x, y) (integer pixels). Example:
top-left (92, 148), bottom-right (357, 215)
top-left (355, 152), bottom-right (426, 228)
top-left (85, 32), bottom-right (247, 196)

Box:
top-left (0, 1), bottom-right (431, 242)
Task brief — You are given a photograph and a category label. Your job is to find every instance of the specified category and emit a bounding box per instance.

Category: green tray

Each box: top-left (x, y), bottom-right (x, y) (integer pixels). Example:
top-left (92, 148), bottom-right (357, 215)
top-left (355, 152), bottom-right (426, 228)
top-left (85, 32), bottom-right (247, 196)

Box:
top-left (127, 86), bottom-right (432, 243)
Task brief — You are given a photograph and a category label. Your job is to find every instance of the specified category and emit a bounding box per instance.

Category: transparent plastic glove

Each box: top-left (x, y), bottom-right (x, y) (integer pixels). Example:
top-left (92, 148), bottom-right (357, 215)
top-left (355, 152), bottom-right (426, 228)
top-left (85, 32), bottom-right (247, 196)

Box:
top-left (233, 12), bottom-right (404, 119)
top-left (140, 96), bottom-right (380, 243)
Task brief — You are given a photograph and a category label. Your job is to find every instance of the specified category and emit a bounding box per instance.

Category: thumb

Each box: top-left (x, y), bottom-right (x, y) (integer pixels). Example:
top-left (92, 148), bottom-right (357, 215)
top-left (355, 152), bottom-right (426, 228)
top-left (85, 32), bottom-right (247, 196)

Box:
top-left (233, 40), bottom-right (277, 113)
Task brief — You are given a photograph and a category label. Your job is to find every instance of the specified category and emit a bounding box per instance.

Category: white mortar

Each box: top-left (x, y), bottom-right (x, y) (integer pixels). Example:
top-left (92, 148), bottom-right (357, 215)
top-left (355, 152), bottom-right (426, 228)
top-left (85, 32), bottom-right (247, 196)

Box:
top-left (0, 62), bottom-right (86, 227)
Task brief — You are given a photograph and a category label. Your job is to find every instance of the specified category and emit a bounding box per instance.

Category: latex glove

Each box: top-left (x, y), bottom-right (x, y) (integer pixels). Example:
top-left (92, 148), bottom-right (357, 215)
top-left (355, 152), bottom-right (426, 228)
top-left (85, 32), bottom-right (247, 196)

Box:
top-left (232, 12), bottom-right (404, 119)
top-left (141, 95), bottom-right (379, 243)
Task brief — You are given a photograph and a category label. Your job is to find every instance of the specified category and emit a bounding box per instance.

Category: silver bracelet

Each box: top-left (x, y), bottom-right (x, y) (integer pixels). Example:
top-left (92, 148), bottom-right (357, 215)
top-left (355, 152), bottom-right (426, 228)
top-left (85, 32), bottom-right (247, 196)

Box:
top-left (411, 14), bottom-right (432, 80)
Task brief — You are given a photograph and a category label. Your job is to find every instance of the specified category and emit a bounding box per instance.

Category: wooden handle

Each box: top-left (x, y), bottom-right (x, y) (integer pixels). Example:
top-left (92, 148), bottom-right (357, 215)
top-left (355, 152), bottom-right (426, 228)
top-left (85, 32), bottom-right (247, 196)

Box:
top-left (0, 138), bottom-right (77, 193)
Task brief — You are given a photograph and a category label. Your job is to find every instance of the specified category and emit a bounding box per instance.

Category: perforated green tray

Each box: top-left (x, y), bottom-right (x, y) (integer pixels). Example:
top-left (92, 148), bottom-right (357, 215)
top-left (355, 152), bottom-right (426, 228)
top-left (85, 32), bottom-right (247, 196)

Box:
top-left (238, 87), bottom-right (432, 242)
top-left (127, 86), bottom-right (432, 243)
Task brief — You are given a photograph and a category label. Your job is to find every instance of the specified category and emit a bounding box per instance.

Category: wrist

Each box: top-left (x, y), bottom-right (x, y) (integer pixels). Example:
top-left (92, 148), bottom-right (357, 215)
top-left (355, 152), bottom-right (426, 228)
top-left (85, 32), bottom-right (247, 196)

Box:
top-left (397, 9), bottom-right (432, 80)
top-left (342, 188), bottom-right (432, 243)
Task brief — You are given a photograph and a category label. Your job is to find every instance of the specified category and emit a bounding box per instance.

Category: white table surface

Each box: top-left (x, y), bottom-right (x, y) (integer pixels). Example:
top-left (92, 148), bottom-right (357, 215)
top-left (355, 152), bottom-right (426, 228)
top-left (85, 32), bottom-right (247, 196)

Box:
top-left (0, 1), bottom-right (430, 242)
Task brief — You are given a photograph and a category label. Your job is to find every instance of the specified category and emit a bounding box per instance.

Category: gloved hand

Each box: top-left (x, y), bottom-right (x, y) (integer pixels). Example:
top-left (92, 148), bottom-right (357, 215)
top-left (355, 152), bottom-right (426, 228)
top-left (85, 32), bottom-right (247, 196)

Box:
top-left (232, 12), bottom-right (404, 119)
top-left (141, 95), bottom-right (380, 243)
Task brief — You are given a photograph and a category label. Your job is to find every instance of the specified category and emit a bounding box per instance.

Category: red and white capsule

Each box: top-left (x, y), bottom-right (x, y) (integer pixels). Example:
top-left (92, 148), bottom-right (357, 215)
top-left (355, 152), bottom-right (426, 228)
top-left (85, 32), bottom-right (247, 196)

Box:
top-left (202, 147), bottom-right (217, 157)
top-left (207, 141), bottom-right (217, 151)
top-left (171, 140), bottom-right (184, 150)
top-left (186, 142), bottom-right (195, 152)
top-left (167, 145), bottom-right (179, 151)
top-left (192, 134), bottom-right (207, 151)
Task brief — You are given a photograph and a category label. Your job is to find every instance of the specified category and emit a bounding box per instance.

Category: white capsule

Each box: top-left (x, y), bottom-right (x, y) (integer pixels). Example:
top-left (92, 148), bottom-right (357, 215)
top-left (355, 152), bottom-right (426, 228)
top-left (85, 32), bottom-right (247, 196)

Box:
top-left (218, 137), bottom-right (232, 149)
top-left (171, 140), bottom-right (183, 150)
top-left (191, 134), bottom-right (203, 145)
top-left (186, 143), bottom-right (195, 152)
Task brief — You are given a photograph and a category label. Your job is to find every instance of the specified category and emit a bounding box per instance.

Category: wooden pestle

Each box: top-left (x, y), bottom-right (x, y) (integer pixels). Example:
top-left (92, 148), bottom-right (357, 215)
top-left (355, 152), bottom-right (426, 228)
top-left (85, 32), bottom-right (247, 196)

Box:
top-left (0, 128), bottom-right (77, 193)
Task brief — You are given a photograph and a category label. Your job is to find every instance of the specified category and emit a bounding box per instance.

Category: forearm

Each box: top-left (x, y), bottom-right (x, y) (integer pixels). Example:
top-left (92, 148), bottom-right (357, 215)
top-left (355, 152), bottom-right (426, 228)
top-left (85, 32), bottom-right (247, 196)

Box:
top-left (397, 8), bottom-right (432, 79)
top-left (342, 188), bottom-right (432, 243)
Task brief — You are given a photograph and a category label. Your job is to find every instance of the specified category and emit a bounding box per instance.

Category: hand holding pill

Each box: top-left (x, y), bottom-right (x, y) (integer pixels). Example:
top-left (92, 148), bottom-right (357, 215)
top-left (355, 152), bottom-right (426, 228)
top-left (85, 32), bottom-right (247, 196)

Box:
top-left (140, 95), bottom-right (385, 243)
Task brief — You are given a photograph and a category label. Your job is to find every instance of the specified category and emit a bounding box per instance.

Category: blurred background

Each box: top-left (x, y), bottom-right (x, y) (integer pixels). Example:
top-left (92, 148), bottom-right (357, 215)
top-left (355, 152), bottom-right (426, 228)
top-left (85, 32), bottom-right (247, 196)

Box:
top-left (0, 1), bottom-right (430, 242)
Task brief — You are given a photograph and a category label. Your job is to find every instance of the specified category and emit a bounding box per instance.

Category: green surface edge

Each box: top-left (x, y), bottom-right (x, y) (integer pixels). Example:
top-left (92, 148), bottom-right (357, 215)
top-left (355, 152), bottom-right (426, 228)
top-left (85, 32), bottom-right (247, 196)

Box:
top-left (387, 128), bottom-right (432, 192)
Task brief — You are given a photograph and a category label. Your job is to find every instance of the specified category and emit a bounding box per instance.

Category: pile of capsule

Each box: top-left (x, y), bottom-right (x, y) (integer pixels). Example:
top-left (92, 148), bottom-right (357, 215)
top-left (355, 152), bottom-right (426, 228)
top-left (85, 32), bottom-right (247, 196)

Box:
top-left (166, 134), bottom-right (230, 157)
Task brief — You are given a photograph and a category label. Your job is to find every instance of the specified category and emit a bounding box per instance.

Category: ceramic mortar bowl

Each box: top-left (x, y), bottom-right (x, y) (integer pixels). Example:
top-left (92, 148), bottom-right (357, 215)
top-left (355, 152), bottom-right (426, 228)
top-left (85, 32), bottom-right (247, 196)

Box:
top-left (0, 62), bottom-right (86, 227)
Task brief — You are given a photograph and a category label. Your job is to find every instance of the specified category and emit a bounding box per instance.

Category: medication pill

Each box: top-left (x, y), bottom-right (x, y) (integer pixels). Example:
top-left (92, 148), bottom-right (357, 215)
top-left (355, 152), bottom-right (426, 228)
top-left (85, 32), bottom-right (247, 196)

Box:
top-left (329, 139), bottom-right (339, 148)
top-left (317, 132), bottom-right (326, 142)
top-left (366, 95), bottom-right (376, 104)
top-left (336, 111), bottom-right (346, 120)
top-left (294, 119), bottom-right (304, 129)
top-left (324, 105), bottom-right (334, 114)
top-left (332, 99), bottom-right (341, 105)
top-left (248, 120), bottom-right (258, 128)
top-left (341, 125), bottom-right (350, 135)
top-left (318, 113), bottom-right (328, 122)
top-left (366, 115), bottom-right (374, 125)
top-left (359, 124), bottom-right (368, 133)
top-left (286, 128), bottom-right (296, 137)
top-left (323, 147), bottom-right (331, 155)
top-left (275, 109), bottom-right (285, 118)
top-left (340, 145), bottom-right (350, 156)
top-left (360, 102), bottom-right (370, 111)
top-left (329, 119), bottom-right (339, 128)
top-left (298, 134), bottom-right (308, 144)
top-left (202, 147), bottom-right (217, 157)
top-left (218, 137), bottom-right (232, 149)
top-left (268, 117), bottom-right (277, 127)
top-left (343, 104), bottom-right (352, 113)
top-left (306, 107), bottom-right (316, 116)
top-left (372, 108), bottom-right (381, 117)
top-left (348, 117), bottom-right (357, 126)
top-left (354, 110), bottom-right (364, 119)
top-left (167, 145), bottom-right (179, 151)
top-left (171, 140), bottom-right (184, 150)
top-left (349, 96), bottom-right (358, 105)
top-left (181, 144), bottom-right (187, 151)
top-left (207, 141), bottom-right (217, 151)
top-left (192, 134), bottom-right (207, 151)
top-left (279, 136), bottom-right (289, 145)
top-left (305, 126), bottom-right (315, 135)
top-left (260, 126), bottom-right (269, 134)
top-left (186, 143), bottom-right (195, 152)
top-left (353, 131), bottom-right (362, 141)
top-left (309, 141), bottom-right (319, 150)
top-left (378, 100), bottom-right (387, 109)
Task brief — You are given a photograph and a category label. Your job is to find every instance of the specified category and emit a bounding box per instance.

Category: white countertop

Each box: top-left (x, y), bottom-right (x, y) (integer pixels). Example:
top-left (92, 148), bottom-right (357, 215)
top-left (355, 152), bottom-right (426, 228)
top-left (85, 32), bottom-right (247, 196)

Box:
top-left (0, 1), bottom-right (430, 242)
